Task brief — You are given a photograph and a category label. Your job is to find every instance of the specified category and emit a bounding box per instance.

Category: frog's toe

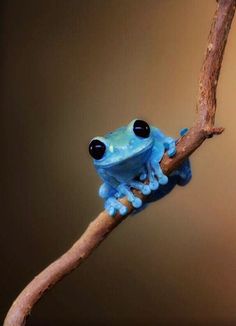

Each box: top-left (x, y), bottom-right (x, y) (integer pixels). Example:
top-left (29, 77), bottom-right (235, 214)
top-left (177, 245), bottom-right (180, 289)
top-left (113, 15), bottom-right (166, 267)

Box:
top-left (104, 199), bottom-right (115, 216)
top-left (149, 179), bottom-right (159, 190)
top-left (105, 197), bottom-right (128, 217)
top-left (139, 172), bottom-right (147, 181)
top-left (151, 162), bottom-right (168, 185)
top-left (129, 181), bottom-right (151, 195)
top-left (132, 197), bottom-right (142, 208)
top-left (147, 165), bottom-right (159, 190)
top-left (141, 185), bottom-right (151, 195)
top-left (107, 206), bottom-right (116, 217)
top-left (167, 147), bottom-right (176, 157)
top-left (117, 184), bottom-right (143, 210)
top-left (159, 175), bottom-right (168, 185)
top-left (119, 206), bottom-right (128, 216)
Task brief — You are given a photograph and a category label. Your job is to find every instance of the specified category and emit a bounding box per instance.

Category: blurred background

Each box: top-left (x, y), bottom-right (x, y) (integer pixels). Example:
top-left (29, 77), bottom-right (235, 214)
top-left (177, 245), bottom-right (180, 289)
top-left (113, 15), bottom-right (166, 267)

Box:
top-left (1, 0), bottom-right (236, 325)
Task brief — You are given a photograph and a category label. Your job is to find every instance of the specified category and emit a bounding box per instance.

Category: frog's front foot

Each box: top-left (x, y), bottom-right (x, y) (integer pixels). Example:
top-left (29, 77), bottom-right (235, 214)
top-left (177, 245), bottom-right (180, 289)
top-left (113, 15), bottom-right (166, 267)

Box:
top-left (117, 184), bottom-right (143, 209)
top-left (146, 160), bottom-right (168, 190)
top-left (105, 197), bottom-right (128, 217)
top-left (129, 180), bottom-right (151, 196)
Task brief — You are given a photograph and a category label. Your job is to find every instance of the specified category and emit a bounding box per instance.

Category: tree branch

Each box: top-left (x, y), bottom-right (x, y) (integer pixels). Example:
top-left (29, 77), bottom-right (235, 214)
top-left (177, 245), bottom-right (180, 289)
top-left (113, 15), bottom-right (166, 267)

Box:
top-left (4, 1), bottom-right (236, 325)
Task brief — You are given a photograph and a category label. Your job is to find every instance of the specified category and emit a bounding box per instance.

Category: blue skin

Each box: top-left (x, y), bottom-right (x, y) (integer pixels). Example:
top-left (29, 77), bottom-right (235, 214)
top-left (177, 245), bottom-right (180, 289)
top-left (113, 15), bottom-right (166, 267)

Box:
top-left (90, 120), bottom-right (191, 216)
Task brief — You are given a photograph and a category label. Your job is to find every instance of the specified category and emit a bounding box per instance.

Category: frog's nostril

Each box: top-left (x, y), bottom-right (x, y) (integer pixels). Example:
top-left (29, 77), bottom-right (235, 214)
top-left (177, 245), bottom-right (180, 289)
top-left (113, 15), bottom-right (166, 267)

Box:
top-left (108, 144), bottom-right (114, 153)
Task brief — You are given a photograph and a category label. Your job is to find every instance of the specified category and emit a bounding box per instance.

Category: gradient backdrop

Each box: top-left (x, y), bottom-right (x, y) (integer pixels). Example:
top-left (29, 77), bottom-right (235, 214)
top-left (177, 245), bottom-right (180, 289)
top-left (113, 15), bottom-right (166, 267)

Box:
top-left (1, 0), bottom-right (236, 325)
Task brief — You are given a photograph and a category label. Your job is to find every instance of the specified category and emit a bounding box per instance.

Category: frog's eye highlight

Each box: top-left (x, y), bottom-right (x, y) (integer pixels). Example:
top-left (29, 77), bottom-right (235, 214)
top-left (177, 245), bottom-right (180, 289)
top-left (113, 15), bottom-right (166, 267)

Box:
top-left (133, 120), bottom-right (150, 138)
top-left (89, 139), bottom-right (106, 160)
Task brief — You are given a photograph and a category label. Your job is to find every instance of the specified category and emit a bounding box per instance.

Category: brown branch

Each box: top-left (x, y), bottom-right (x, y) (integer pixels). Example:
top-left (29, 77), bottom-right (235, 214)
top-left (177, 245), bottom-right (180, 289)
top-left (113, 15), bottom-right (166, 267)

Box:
top-left (4, 1), bottom-right (236, 325)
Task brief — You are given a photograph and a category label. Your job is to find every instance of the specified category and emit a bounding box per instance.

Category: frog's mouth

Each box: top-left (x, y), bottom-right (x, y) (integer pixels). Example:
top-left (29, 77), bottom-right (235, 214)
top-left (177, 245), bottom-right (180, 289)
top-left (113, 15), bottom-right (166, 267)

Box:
top-left (94, 142), bottom-right (153, 168)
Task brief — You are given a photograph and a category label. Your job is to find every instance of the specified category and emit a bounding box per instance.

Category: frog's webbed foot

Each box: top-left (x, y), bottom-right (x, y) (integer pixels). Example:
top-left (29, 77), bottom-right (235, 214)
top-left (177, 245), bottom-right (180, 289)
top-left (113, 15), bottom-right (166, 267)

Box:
top-left (105, 197), bottom-right (128, 217)
top-left (138, 167), bottom-right (159, 193)
top-left (146, 159), bottom-right (168, 191)
top-left (164, 136), bottom-right (176, 158)
top-left (104, 180), bottom-right (151, 216)
top-left (129, 180), bottom-right (151, 195)
top-left (170, 158), bottom-right (192, 186)
top-left (100, 183), bottom-right (128, 216)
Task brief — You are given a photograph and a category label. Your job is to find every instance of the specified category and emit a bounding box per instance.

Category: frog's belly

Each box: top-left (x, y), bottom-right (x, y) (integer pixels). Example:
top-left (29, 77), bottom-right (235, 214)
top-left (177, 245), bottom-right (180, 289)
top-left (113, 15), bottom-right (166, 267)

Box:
top-left (106, 149), bottom-right (151, 183)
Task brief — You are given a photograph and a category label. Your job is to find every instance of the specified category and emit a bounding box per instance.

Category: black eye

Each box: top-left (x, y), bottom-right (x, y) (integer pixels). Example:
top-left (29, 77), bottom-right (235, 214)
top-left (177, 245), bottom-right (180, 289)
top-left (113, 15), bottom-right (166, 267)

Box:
top-left (133, 120), bottom-right (150, 138)
top-left (89, 139), bottom-right (106, 160)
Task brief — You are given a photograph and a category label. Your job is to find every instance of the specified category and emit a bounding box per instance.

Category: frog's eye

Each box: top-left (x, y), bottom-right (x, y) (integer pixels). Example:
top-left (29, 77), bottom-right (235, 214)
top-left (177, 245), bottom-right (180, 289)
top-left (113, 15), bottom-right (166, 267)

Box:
top-left (133, 120), bottom-right (150, 138)
top-left (89, 139), bottom-right (106, 160)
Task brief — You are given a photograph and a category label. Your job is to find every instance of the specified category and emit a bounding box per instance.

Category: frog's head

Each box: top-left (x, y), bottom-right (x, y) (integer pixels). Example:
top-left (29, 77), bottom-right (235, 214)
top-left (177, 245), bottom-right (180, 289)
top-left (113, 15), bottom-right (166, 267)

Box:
top-left (88, 119), bottom-right (154, 168)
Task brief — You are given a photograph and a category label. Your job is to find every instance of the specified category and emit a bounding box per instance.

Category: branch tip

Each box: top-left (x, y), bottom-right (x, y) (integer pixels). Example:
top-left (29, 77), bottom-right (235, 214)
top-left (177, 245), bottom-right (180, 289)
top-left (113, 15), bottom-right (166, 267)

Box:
top-left (204, 126), bottom-right (225, 138)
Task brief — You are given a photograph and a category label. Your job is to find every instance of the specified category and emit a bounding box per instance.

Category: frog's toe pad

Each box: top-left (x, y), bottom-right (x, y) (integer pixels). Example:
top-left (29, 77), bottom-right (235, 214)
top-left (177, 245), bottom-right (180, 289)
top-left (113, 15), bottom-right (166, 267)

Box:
top-left (139, 173), bottom-right (147, 181)
top-left (149, 179), bottom-right (159, 190)
top-left (105, 197), bottom-right (128, 217)
top-left (159, 175), bottom-right (168, 185)
top-left (107, 206), bottom-right (116, 217)
top-left (167, 147), bottom-right (176, 157)
top-left (142, 185), bottom-right (151, 195)
top-left (119, 206), bottom-right (128, 216)
top-left (129, 181), bottom-right (151, 195)
top-left (132, 197), bottom-right (142, 208)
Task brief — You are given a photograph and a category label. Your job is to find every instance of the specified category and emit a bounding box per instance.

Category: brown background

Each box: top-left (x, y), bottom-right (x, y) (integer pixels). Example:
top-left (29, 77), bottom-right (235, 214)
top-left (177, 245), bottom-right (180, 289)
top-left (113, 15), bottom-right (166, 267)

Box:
top-left (1, 0), bottom-right (236, 325)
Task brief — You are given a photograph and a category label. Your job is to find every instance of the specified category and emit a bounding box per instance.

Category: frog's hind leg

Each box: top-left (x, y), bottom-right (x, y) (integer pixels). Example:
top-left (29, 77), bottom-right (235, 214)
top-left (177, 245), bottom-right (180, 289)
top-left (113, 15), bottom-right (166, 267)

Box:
top-left (170, 159), bottom-right (192, 186)
top-left (177, 159), bottom-right (192, 186)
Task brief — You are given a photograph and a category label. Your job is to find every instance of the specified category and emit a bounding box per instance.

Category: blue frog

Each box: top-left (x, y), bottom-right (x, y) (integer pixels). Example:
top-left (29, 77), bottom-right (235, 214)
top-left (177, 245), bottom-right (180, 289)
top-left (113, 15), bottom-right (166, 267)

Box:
top-left (89, 119), bottom-right (191, 216)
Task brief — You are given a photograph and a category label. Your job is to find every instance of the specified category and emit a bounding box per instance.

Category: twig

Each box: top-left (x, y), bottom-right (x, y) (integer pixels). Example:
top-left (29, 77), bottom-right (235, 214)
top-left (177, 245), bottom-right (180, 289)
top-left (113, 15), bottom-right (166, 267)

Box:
top-left (4, 1), bottom-right (236, 325)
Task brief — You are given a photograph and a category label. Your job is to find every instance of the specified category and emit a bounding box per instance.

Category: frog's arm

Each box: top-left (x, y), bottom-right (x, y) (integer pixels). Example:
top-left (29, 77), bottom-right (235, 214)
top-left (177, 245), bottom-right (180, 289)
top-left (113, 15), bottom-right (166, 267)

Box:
top-left (147, 127), bottom-right (190, 189)
top-left (143, 127), bottom-right (177, 189)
